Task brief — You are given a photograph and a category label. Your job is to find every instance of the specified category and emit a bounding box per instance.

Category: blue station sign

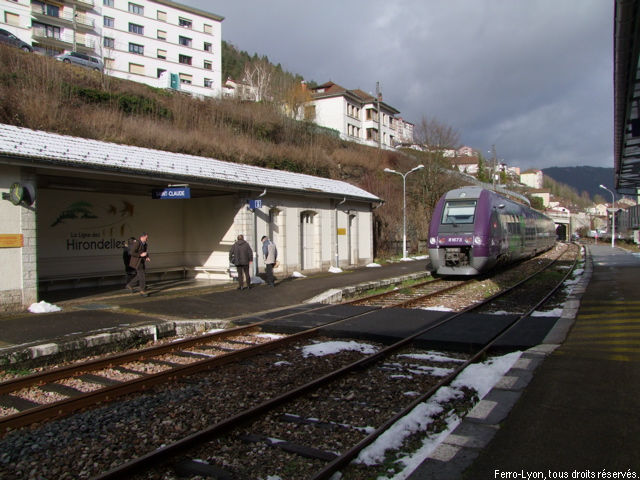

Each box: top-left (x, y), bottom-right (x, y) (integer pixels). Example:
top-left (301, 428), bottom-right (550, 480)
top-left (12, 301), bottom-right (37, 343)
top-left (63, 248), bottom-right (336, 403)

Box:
top-left (248, 199), bottom-right (262, 209)
top-left (152, 186), bottom-right (191, 199)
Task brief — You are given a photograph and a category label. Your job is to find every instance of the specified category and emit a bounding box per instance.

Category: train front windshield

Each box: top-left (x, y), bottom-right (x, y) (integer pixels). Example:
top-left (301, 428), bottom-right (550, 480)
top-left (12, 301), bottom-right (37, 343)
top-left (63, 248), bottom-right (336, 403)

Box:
top-left (441, 200), bottom-right (477, 224)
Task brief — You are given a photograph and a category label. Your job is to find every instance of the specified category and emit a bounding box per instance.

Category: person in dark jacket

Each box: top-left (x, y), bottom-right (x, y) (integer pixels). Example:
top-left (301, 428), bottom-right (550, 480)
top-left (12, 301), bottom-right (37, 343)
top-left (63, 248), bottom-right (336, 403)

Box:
top-left (126, 233), bottom-right (150, 296)
top-left (123, 236), bottom-right (137, 284)
top-left (261, 235), bottom-right (278, 287)
top-left (229, 234), bottom-right (253, 290)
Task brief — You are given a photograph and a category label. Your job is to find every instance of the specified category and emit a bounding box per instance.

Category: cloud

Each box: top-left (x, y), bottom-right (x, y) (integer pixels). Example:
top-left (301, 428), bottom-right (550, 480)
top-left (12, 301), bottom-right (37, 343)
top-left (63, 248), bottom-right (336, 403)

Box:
top-left (190, 0), bottom-right (613, 169)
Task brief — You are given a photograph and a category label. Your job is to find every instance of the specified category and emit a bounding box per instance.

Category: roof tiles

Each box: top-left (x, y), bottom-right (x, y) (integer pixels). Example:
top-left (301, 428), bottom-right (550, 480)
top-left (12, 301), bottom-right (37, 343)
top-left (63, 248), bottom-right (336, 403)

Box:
top-left (0, 123), bottom-right (379, 202)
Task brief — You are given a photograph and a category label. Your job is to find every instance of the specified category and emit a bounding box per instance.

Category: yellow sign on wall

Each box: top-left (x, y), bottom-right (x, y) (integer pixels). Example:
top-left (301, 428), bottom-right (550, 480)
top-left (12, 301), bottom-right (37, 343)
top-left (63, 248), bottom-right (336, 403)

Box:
top-left (0, 234), bottom-right (23, 248)
top-left (337, 228), bottom-right (347, 235)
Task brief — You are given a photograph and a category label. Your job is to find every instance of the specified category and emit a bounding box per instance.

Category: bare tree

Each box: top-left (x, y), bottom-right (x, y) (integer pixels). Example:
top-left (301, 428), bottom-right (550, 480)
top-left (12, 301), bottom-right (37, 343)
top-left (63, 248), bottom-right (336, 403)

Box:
top-left (242, 57), bottom-right (273, 102)
top-left (414, 115), bottom-right (460, 150)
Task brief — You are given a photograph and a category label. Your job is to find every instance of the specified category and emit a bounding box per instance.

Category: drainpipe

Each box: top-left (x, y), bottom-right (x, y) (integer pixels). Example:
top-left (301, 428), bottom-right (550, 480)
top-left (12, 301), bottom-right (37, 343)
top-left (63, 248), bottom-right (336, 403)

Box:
top-left (335, 197), bottom-right (346, 268)
top-left (252, 189), bottom-right (267, 277)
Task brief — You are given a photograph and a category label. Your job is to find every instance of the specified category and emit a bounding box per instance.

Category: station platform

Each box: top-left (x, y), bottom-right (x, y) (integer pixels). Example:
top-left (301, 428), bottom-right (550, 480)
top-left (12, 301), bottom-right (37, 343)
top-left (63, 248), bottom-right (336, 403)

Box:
top-left (409, 244), bottom-right (640, 479)
top-left (0, 259), bottom-right (431, 364)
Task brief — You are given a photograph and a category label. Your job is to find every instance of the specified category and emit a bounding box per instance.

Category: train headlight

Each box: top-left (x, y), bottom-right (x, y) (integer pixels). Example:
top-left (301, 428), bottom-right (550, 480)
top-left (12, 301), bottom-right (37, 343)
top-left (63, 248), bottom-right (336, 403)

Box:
top-left (473, 236), bottom-right (483, 245)
top-left (429, 237), bottom-right (437, 245)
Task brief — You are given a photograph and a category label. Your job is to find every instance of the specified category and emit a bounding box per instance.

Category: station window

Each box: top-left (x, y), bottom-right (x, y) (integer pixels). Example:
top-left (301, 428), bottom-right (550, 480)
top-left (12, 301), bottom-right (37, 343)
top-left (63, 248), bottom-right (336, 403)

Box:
top-left (179, 36), bottom-right (191, 47)
top-left (103, 16), bottom-right (114, 28)
top-left (204, 60), bottom-right (212, 70)
top-left (204, 42), bottom-right (212, 52)
top-left (178, 54), bottom-right (191, 65)
top-left (157, 49), bottom-right (166, 59)
top-left (157, 29), bottom-right (166, 40)
top-left (179, 73), bottom-right (192, 84)
top-left (157, 10), bottom-right (166, 22)
top-left (179, 17), bottom-right (192, 28)
top-left (103, 37), bottom-right (114, 49)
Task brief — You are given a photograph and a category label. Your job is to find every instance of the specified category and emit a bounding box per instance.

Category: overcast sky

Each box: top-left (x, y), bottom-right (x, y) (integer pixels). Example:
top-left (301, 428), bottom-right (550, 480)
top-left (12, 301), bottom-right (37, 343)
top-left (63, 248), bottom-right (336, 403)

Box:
top-left (182, 1), bottom-right (613, 171)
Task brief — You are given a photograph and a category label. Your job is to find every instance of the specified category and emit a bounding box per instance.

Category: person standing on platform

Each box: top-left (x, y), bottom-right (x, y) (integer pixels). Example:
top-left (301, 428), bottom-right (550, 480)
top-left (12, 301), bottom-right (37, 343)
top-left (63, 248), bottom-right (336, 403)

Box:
top-left (122, 236), bottom-right (137, 284)
top-left (261, 235), bottom-right (278, 287)
top-left (126, 232), bottom-right (150, 297)
top-left (229, 234), bottom-right (253, 290)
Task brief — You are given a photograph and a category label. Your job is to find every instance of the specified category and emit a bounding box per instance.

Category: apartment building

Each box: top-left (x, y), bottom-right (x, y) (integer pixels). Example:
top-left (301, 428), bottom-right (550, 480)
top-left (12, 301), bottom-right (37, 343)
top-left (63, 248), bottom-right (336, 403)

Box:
top-left (305, 81), bottom-right (401, 149)
top-left (520, 169), bottom-right (544, 189)
top-left (393, 116), bottom-right (414, 146)
top-left (0, 0), bottom-right (223, 97)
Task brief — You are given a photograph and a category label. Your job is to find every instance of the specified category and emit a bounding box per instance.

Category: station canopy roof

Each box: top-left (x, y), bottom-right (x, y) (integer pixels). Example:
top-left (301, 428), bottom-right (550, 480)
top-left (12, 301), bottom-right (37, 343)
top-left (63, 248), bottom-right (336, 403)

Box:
top-left (0, 123), bottom-right (380, 203)
top-left (614, 0), bottom-right (640, 193)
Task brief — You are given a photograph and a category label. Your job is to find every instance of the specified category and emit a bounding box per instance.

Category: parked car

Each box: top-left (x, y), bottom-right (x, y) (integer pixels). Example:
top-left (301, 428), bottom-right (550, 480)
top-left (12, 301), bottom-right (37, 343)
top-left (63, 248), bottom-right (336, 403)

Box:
top-left (55, 51), bottom-right (103, 71)
top-left (0, 28), bottom-right (33, 52)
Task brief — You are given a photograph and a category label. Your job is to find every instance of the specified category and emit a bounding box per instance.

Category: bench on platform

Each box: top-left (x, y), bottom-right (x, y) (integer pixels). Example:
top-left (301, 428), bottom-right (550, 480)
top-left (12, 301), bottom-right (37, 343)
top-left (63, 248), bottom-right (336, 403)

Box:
top-left (193, 266), bottom-right (236, 279)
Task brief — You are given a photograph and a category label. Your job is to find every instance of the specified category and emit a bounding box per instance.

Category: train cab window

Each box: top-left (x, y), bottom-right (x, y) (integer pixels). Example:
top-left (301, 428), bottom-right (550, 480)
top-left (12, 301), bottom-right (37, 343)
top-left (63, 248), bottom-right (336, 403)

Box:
top-left (442, 200), bottom-right (476, 224)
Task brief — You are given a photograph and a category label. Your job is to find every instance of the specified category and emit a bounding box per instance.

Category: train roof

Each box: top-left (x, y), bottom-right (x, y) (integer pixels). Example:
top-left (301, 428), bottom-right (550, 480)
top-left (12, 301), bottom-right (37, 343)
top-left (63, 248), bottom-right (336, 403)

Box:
top-left (442, 186), bottom-right (489, 200)
top-left (442, 187), bottom-right (552, 219)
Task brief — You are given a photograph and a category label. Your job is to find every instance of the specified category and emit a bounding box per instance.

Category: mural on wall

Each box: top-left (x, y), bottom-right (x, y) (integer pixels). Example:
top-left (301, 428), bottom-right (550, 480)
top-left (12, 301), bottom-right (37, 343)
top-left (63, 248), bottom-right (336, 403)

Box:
top-left (50, 200), bottom-right (136, 253)
top-left (41, 194), bottom-right (135, 262)
top-left (38, 189), bottom-right (187, 276)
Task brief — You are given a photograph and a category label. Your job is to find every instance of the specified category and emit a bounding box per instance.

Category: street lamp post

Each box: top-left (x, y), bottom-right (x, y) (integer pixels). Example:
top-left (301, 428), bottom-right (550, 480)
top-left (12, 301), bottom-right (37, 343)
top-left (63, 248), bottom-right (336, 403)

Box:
top-left (599, 184), bottom-right (615, 248)
top-left (384, 164), bottom-right (424, 259)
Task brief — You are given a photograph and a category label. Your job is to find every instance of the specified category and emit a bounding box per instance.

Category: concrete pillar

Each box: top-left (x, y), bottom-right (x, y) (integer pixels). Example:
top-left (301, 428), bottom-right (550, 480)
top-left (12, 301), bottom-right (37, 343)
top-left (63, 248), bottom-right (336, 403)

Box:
top-left (21, 171), bottom-right (38, 307)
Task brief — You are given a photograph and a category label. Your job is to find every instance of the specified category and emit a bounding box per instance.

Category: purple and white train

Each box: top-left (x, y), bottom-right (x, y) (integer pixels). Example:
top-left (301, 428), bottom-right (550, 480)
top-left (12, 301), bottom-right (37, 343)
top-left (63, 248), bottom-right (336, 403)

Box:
top-left (428, 187), bottom-right (556, 275)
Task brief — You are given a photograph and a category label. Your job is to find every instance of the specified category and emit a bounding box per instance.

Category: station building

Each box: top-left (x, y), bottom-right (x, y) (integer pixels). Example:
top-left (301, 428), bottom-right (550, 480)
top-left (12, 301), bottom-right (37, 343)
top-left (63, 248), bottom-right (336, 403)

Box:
top-left (0, 124), bottom-right (381, 312)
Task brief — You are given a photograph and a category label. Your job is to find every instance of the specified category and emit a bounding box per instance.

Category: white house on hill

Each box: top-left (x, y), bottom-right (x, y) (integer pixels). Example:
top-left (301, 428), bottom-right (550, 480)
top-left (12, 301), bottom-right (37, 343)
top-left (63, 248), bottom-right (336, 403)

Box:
top-left (520, 169), bottom-right (544, 189)
top-left (304, 81), bottom-right (402, 149)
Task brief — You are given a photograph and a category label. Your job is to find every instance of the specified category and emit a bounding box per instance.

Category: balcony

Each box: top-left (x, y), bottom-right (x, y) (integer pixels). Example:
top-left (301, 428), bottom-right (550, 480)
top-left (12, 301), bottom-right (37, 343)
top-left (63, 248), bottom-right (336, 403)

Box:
top-left (32, 7), bottom-right (95, 31)
top-left (32, 27), bottom-right (73, 49)
top-left (32, 27), bottom-right (96, 51)
top-left (64, 0), bottom-right (95, 8)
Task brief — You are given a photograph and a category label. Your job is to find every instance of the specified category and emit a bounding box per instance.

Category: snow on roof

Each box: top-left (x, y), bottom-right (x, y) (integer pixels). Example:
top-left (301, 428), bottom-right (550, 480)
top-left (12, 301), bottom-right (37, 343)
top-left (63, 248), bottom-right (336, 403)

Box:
top-left (0, 123), bottom-right (380, 202)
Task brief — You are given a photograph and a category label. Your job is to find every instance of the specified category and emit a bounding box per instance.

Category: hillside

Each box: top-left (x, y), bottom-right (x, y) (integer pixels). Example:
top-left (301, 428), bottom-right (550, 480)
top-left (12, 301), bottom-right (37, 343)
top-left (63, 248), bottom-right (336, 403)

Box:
top-left (542, 166), bottom-right (615, 200)
top-left (0, 46), bottom-right (460, 257)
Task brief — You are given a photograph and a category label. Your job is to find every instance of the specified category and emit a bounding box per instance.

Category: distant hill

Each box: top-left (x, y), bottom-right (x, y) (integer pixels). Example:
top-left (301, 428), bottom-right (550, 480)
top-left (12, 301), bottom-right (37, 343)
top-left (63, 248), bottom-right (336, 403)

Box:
top-left (542, 166), bottom-right (614, 200)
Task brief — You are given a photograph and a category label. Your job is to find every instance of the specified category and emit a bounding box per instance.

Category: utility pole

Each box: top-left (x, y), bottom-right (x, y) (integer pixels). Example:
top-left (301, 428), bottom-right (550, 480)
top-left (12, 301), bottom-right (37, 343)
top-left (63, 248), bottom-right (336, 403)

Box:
top-left (72, 4), bottom-right (77, 51)
top-left (491, 144), bottom-right (497, 187)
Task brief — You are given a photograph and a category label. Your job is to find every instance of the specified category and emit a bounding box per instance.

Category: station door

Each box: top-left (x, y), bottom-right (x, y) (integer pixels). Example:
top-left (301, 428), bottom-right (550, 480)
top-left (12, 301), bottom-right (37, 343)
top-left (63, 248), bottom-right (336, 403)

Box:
top-left (300, 211), bottom-right (318, 270)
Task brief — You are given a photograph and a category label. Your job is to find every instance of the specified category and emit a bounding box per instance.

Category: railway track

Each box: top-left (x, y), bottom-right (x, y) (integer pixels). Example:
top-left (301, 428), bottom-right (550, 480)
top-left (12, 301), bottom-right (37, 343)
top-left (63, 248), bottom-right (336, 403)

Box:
top-left (0, 244), bottom-right (581, 479)
top-left (348, 277), bottom-right (473, 308)
top-left (0, 274), bottom-right (477, 433)
top-left (79, 244), bottom-right (578, 480)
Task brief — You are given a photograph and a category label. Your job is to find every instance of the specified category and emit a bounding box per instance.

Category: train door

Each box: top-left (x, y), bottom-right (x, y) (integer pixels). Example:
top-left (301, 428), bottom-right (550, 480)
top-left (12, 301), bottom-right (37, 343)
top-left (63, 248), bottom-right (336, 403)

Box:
top-left (490, 210), bottom-right (504, 256)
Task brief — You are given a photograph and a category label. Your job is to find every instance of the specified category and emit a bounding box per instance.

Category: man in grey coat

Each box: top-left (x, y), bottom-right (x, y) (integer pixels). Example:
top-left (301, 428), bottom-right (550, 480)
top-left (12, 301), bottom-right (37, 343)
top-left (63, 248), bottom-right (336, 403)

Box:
top-left (229, 234), bottom-right (253, 290)
top-left (261, 235), bottom-right (278, 287)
